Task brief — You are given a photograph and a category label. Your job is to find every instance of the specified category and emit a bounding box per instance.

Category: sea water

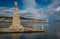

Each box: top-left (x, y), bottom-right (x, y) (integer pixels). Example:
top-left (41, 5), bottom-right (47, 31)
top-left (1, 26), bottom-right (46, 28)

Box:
top-left (0, 22), bottom-right (60, 39)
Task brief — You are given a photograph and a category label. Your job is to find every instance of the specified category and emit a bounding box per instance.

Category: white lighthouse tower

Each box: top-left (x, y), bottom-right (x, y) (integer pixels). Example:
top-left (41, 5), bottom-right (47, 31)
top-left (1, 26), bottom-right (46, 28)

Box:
top-left (6, 1), bottom-right (24, 31)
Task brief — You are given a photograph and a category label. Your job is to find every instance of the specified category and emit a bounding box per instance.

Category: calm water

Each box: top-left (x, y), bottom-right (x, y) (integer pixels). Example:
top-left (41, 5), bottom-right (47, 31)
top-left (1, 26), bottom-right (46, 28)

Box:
top-left (0, 22), bottom-right (60, 39)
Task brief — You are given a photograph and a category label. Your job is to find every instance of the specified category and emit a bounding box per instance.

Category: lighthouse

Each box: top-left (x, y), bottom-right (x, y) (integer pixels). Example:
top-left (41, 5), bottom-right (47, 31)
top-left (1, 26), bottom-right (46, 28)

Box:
top-left (8, 1), bottom-right (24, 31)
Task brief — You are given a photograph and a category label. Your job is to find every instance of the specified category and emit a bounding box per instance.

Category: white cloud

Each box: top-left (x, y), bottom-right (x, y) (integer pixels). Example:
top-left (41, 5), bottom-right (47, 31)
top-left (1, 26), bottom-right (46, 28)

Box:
top-left (0, 0), bottom-right (60, 20)
top-left (55, 7), bottom-right (60, 11)
top-left (23, 0), bottom-right (37, 8)
top-left (21, 0), bottom-right (48, 19)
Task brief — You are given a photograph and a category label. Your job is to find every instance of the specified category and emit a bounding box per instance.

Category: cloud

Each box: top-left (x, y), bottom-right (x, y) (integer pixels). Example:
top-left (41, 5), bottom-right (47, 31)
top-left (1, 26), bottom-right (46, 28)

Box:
top-left (0, 7), bottom-right (14, 17)
top-left (55, 7), bottom-right (60, 11)
top-left (21, 0), bottom-right (60, 20)
top-left (48, 0), bottom-right (60, 9)
top-left (23, 0), bottom-right (37, 8)
top-left (0, 0), bottom-right (60, 20)
top-left (20, 0), bottom-right (48, 19)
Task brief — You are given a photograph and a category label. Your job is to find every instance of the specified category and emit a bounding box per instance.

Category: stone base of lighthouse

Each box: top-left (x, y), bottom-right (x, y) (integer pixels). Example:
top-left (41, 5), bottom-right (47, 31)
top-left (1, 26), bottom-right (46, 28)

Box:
top-left (9, 24), bottom-right (24, 30)
top-left (8, 24), bottom-right (24, 31)
top-left (1, 25), bottom-right (25, 32)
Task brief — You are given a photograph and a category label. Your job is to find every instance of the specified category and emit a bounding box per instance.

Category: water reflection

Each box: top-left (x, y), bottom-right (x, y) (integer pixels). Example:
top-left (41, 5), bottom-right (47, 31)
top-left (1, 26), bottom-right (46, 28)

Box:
top-left (0, 33), bottom-right (45, 39)
top-left (0, 33), bottom-right (21, 39)
top-left (11, 34), bottom-right (20, 39)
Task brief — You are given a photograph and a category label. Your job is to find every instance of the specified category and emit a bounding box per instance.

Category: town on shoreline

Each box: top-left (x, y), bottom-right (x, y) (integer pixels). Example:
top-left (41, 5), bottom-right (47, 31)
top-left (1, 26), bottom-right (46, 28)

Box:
top-left (0, 16), bottom-right (60, 22)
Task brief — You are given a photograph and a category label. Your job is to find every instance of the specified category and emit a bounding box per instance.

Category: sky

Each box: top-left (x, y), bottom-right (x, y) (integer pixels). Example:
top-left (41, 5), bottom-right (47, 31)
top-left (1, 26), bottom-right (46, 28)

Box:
top-left (0, 0), bottom-right (60, 20)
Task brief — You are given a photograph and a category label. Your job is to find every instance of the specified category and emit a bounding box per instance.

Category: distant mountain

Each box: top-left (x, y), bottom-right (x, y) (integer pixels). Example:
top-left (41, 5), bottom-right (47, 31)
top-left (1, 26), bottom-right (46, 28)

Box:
top-left (0, 16), bottom-right (35, 20)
